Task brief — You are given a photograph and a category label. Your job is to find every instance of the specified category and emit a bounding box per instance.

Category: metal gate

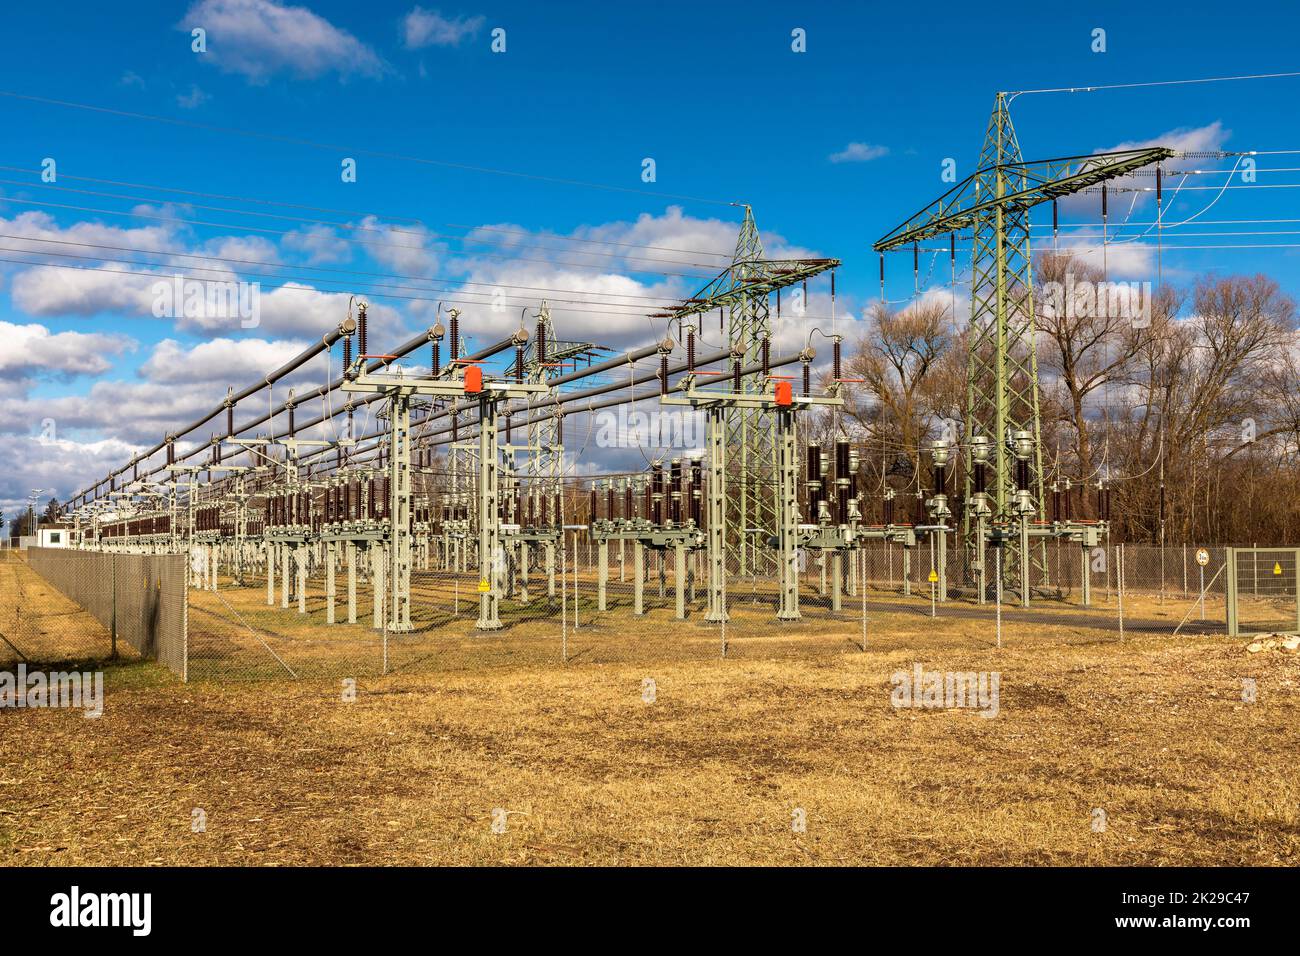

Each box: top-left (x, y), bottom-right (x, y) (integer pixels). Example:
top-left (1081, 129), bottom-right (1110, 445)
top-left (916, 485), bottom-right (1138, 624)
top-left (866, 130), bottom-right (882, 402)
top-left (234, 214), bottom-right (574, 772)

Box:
top-left (1226, 547), bottom-right (1300, 637)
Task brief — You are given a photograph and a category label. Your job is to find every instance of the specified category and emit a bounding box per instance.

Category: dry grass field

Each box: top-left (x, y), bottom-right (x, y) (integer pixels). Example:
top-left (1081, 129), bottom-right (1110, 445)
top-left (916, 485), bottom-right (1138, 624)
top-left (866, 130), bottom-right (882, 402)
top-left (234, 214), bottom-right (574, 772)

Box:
top-left (2, 557), bottom-right (1298, 866)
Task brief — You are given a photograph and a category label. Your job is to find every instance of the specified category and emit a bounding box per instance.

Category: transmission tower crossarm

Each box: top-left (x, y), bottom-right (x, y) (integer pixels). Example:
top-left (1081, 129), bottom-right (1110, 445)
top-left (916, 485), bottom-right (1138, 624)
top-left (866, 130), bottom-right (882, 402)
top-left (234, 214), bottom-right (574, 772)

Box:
top-left (668, 257), bottom-right (840, 322)
top-left (872, 146), bottom-right (1175, 251)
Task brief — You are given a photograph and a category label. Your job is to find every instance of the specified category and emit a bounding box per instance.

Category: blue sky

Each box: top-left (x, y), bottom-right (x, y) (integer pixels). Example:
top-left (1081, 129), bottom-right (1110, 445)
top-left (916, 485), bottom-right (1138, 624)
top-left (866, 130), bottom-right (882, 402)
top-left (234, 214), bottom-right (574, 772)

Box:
top-left (2, 0), bottom-right (1299, 518)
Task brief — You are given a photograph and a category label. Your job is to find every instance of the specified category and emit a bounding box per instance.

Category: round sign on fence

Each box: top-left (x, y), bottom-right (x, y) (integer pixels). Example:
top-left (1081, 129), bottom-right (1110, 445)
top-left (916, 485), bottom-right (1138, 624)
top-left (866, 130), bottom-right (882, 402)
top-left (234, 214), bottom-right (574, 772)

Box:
top-left (1195, 548), bottom-right (1210, 567)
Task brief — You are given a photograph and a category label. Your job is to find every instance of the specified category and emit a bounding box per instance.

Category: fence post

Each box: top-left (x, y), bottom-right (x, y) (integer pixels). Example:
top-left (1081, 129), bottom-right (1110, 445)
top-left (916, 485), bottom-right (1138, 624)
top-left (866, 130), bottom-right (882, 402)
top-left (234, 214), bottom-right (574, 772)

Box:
top-left (560, 538), bottom-right (568, 663)
top-left (1225, 548), bottom-right (1238, 637)
top-left (995, 545), bottom-right (1002, 649)
top-left (1117, 543), bottom-right (1125, 642)
top-left (110, 552), bottom-right (118, 659)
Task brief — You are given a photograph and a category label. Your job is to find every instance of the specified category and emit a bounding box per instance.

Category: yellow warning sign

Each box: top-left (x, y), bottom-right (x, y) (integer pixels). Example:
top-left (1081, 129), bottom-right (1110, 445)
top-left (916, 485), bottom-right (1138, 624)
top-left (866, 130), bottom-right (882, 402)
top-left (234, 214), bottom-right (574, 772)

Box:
top-left (928, 569), bottom-right (939, 583)
top-left (478, 579), bottom-right (491, 593)
top-left (1274, 562), bottom-right (1283, 576)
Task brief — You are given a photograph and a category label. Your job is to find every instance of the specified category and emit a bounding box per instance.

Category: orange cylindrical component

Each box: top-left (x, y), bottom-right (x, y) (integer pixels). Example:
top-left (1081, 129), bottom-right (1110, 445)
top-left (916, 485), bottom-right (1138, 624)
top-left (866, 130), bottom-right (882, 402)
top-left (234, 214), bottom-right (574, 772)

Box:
top-left (464, 365), bottom-right (483, 393)
top-left (774, 380), bottom-right (793, 406)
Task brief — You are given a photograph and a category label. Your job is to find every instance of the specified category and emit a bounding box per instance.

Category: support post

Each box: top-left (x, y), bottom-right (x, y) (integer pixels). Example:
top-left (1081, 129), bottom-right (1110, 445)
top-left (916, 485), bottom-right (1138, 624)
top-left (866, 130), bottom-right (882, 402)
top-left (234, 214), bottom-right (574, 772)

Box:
top-left (476, 395), bottom-right (503, 630)
top-left (347, 541), bottom-right (357, 624)
top-left (705, 406), bottom-right (729, 623)
top-left (326, 541), bottom-right (336, 624)
top-left (597, 539), bottom-right (608, 612)
top-left (776, 407), bottom-right (800, 621)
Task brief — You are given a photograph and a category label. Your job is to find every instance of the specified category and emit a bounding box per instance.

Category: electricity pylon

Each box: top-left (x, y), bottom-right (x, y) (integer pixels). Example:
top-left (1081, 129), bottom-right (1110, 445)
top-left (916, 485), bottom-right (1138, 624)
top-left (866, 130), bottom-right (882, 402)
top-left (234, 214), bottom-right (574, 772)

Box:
top-left (506, 301), bottom-right (602, 512)
top-left (874, 94), bottom-right (1172, 580)
top-left (664, 206), bottom-right (839, 574)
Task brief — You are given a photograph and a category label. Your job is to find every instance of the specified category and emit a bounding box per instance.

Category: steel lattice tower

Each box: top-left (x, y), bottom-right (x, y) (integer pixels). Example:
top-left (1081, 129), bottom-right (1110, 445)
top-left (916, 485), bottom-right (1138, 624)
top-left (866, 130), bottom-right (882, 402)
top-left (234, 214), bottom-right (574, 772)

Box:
top-left (873, 95), bottom-right (1172, 582)
top-left (966, 94), bottom-right (1046, 529)
top-left (725, 206), bottom-right (775, 575)
top-left (657, 207), bottom-right (839, 575)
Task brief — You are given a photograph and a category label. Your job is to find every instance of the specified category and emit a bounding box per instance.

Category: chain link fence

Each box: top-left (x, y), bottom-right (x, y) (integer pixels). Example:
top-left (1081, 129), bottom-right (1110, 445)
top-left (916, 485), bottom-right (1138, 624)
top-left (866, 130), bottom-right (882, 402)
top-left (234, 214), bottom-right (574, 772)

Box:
top-left (2, 537), bottom-right (1257, 682)
top-left (1, 548), bottom-right (187, 676)
top-left (165, 535), bottom-right (1251, 681)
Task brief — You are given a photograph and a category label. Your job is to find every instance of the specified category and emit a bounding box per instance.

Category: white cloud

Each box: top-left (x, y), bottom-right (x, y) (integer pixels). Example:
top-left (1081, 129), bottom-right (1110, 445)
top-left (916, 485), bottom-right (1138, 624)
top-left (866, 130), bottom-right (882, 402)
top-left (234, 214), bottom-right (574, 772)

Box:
top-left (1057, 121), bottom-right (1232, 217)
top-left (1046, 229), bottom-right (1156, 280)
top-left (283, 224), bottom-right (351, 264)
top-left (139, 336), bottom-right (312, 384)
top-left (0, 321), bottom-right (135, 380)
top-left (402, 7), bottom-right (484, 48)
top-left (0, 433), bottom-right (142, 520)
top-left (0, 380), bottom-right (215, 444)
top-left (356, 215), bottom-right (440, 275)
top-left (180, 0), bottom-right (386, 82)
top-left (11, 262), bottom-right (161, 318)
top-left (254, 283), bottom-right (408, 340)
top-left (0, 209), bottom-right (176, 257)
top-left (1102, 121), bottom-right (1229, 157)
top-left (443, 208), bottom-right (827, 351)
top-left (177, 84), bottom-right (210, 109)
top-left (829, 142), bottom-right (889, 164)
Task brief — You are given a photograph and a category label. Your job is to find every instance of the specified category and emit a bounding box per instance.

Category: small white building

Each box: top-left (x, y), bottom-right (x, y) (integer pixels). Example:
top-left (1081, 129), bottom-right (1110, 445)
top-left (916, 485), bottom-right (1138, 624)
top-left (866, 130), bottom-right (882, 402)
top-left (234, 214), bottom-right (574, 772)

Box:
top-left (36, 527), bottom-right (71, 548)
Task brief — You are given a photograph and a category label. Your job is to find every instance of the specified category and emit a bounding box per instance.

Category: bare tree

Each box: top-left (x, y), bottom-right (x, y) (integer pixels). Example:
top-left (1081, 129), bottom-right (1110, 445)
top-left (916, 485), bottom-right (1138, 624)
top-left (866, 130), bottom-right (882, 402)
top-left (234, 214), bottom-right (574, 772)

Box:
top-left (844, 298), bottom-right (961, 460)
top-left (1035, 251), bottom-right (1151, 497)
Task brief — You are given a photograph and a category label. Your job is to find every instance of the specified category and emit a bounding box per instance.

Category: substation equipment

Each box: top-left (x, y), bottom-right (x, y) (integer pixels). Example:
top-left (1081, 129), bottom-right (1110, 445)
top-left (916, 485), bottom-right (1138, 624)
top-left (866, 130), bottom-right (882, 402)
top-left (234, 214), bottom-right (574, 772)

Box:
top-left (872, 95), bottom-right (1171, 606)
top-left (61, 164), bottom-right (1147, 635)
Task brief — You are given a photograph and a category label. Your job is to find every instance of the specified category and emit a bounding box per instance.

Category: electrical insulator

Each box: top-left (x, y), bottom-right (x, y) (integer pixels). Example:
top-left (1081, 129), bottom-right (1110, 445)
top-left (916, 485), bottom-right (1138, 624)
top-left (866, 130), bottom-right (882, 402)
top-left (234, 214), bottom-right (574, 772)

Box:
top-left (651, 462), bottom-right (664, 524)
top-left (806, 443), bottom-right (823, 515)
top-left (690, 462), bottom-right (702, 526)
top-left (670, 458), bottom-right (682, 525)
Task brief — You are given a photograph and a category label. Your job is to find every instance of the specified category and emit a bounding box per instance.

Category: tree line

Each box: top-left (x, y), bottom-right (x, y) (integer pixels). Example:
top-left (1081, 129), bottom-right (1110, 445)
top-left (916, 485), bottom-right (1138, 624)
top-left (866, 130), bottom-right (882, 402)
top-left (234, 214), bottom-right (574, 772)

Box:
top-left (827, 251), bottom-right (1300, 545)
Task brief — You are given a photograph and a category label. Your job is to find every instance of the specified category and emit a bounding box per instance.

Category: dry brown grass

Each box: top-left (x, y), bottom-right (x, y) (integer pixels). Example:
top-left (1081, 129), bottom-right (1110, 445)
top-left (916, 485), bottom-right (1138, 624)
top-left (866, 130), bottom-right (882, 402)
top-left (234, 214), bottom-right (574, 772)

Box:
top-left (2, 558), bottom-right (1298, 866)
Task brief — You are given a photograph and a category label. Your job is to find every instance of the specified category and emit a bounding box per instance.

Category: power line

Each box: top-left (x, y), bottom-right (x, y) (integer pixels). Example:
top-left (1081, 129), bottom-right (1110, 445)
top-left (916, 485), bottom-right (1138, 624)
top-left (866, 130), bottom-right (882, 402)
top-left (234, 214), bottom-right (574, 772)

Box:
top-left (0, 195), bottom-right (721, 281)
top-left (0, 178), bottom-right (738, 275)
top-left (0, 253), bottom-right (664, 316)
top-left (1007, 70), bottom-right (1300, 97)
top-left (0, 232), bottom-right (688, 307)
top-left (0, 163), bottom-right (743, 260)
top-left (0, 175), bottom-right (746, 273)
top-left (0, 249), bottom-right (850, 327)
top-left (0, 89), bottom-right (736, 206)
